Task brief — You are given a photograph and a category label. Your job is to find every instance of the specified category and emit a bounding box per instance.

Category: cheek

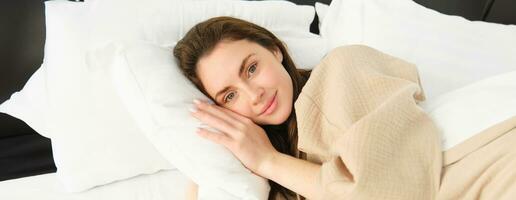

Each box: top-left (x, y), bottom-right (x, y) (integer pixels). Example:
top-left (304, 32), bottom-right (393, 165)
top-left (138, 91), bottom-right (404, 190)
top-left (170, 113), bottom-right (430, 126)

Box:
top-left (279, 69), bottom-right (294, 109)
top-left (276, 68), bottom-right (293, 94)
top-left (230, 101), bottom-right (254, 118)
top-left (258, 66), bottom-right (284, 86)
top-left (280, 76), bottom-right (293, 109)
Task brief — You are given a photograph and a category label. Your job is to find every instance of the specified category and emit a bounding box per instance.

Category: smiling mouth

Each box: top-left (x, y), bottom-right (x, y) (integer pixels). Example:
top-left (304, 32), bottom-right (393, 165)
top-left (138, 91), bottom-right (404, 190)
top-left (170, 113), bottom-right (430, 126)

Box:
top-left (261, 91), bottom-right (277, 116)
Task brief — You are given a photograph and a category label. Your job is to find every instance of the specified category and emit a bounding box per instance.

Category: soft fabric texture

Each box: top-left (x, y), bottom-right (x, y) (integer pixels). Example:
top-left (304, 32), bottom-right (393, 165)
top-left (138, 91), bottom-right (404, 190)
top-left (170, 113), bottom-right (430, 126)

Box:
top-left (86, 0), bottom-right (324, 69)
top-left (1, 1), bottom-right (175, 192)
top-left (0, 169), bottom-right (191, 200)
top-left (86, 0), bottom-right (315, 48)
top-left (294, 45), bottom-right (442, 199)
top-left (279, 31), bottom-right (327, 69)
top-left (319, 0), bottom-right (516, 101)
top-left (0, 66), bottom-right (50, 137)
top-left (314, 2), bottom-right (329, 30)
top-left (89, 41), bottom-right (270, 200)
top-left (42, 1), bottom-right (175, 192)
top-left (419, 70), bottom-right (516, 150)
top-left (293, 45), bottom-right (516, 200)
top-left (438, 116), bottom-right (516, 199)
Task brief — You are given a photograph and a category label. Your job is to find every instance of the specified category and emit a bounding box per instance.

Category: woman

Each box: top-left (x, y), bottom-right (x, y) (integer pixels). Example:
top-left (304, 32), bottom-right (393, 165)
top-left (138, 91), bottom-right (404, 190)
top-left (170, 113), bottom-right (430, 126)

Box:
top-left (174, 14), bottom-right (446, 200)
top-left (173, 16), bottom-right (319, 200)
top-left (173, 13), bottom-right (516, 200)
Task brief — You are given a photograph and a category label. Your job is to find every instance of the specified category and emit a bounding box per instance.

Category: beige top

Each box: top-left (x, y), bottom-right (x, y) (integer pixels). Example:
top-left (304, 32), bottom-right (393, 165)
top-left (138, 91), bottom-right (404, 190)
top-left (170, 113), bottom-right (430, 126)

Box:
top-left (293, 45), bottom-right (442, 200)
top-left (290, 45), bottom-right (516, 200)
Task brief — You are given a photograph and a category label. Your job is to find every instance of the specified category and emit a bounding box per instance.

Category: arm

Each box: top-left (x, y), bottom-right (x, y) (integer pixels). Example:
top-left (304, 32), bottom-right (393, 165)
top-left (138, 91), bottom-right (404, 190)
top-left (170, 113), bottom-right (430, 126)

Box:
top-left (185, 179), bottom-right (198, 200)
top-left (259, 152), bottom-right (324, 200)
top-left (190, 100), bottom-right (324, 199)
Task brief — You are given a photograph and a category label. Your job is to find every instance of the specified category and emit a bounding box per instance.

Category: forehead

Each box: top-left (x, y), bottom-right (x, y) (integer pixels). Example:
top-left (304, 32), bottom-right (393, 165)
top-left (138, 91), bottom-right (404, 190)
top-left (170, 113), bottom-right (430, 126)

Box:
top-left (196, 40), bottom-right (265, 97)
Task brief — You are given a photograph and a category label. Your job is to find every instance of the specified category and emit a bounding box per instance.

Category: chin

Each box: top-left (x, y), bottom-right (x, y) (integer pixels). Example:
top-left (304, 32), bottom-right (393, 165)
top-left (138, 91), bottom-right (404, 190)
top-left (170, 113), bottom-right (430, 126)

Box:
top-left (268, 105), bottom-right (292, 125)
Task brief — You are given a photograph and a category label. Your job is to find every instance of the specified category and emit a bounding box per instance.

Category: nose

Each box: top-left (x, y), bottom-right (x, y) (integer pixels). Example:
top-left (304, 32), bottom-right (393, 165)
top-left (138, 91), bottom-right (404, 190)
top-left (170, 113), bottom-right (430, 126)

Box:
top-left (242, 83), bottom-right (264, 106)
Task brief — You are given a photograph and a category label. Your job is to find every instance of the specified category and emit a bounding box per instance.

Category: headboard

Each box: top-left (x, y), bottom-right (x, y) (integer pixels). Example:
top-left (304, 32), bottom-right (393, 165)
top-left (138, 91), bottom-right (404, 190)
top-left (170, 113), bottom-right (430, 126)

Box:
top-left (1, 0), bottom-right (515, 181)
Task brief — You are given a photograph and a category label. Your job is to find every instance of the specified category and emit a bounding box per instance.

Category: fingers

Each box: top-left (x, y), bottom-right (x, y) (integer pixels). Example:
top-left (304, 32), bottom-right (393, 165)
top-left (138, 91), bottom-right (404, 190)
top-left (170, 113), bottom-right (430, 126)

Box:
top-left (196, 127), bottom-right (231, 148)
top-left (191, 106), bottom-right (236, 135)
top-left (219, 106), bottom-right (252, 124)
top-left (193, 99), bottom-right (240, 126)
top-left (191, 99), bottom-right (255, 141)
top-left (196, 99), bottom-right (252, 124)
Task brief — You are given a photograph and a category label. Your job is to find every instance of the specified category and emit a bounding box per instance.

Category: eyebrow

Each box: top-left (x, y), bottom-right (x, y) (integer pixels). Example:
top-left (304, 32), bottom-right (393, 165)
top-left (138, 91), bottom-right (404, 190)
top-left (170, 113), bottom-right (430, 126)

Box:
top-left (214, 53), bottom-right (255, 101)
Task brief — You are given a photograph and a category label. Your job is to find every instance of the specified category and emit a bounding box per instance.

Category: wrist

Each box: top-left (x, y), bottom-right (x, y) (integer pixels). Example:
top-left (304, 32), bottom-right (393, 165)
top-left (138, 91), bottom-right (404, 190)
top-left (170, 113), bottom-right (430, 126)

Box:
top-left (257, 151), bottom-right (282, 179)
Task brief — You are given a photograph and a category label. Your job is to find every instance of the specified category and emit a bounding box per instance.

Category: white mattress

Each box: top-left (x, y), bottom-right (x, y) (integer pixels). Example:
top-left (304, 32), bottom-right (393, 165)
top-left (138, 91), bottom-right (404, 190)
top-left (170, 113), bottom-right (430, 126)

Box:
top-left (0, 169), bottom-right (190, 200)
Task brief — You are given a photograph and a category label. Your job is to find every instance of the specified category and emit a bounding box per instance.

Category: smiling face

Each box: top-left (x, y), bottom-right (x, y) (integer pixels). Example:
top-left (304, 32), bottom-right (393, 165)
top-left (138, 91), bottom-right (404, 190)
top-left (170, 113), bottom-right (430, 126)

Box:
top-left (196, 39), bottom-right (293, 125)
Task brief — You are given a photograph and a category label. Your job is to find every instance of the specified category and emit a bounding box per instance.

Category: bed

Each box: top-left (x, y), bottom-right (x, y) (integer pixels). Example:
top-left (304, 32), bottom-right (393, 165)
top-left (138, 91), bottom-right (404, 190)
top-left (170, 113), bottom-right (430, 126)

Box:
top-left (1, 0), bottom-right (515, 199)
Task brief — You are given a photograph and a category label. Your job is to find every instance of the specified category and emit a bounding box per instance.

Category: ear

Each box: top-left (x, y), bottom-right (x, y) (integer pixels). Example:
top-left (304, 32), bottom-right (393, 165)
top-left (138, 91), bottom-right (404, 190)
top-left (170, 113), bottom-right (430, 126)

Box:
top-left (273, 46), bottom-right (283, 63)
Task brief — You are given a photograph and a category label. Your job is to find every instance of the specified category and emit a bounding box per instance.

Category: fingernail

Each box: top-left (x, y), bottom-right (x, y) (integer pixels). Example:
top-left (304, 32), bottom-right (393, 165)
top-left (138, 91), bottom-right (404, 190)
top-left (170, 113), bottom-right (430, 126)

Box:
top-left (193, 99), bottom-right (201, 105)
top-left (189, 107), bottom-right (197, 113)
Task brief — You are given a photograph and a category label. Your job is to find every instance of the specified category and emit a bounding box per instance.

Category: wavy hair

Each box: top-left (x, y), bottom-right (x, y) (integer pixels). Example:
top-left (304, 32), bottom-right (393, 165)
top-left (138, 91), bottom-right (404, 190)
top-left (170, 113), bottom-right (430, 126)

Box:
top-left (173, 16), bottom-right (311, 200)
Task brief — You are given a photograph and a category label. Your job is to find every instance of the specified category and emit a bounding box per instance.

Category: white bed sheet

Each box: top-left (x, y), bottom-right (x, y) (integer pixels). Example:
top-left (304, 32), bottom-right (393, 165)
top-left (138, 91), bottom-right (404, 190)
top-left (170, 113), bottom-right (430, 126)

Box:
top-left (419, 70), bottom-right (516, 151)
top-left (0, 169), bottom-right (189, 200)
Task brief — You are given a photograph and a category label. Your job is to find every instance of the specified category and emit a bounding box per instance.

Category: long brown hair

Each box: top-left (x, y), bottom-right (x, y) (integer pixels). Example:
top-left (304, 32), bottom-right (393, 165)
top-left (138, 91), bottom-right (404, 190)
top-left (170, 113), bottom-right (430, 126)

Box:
top-left (173, 16), bottom-right (311, 200)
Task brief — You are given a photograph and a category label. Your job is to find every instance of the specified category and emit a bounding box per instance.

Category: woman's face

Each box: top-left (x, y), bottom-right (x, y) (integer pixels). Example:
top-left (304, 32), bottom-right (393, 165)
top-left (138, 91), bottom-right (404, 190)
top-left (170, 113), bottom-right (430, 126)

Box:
top-left (196, 39), bottom-right (293, 125)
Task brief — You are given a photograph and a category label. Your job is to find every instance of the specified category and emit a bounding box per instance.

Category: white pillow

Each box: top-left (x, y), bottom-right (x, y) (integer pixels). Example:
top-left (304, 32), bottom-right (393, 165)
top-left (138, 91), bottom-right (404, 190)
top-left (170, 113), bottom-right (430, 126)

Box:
top-left (314, 2), bottom-right (329, 31)
top-left (419, 70), bottom-right (516, 150)
top-left (86, 0), bottom-right (324, 69)
top-left (0, 65), bottom-right (50, 137)
top-left (278, 30), bottom-right (327, 69)
top-left (90, 41), bottom-right (270, 200)
top-left (319, 0), bottom-right (516, 100)
top-left (86, 0), bottom-right (316, 48)
top-left (1, 1), bottom-right (175, 192)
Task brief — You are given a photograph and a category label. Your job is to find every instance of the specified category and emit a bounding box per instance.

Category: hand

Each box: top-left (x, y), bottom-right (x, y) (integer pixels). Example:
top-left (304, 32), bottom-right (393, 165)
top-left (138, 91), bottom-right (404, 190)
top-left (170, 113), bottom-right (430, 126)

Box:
top-left (190, 99), bottom-right (278, 174)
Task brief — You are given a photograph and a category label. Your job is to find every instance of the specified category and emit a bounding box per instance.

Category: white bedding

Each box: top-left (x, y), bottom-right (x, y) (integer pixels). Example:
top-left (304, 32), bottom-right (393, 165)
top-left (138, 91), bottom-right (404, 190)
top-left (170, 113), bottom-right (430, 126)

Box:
top-left (419, 70), bottom-right (516, 151)
top-left (0, 170), bottom-right (189, 200)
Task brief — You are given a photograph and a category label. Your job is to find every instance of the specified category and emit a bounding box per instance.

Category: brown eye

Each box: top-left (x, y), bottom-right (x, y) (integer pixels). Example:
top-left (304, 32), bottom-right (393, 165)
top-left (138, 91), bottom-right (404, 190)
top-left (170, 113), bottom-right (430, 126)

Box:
top-left (223, 91), bottom-right (237, 103)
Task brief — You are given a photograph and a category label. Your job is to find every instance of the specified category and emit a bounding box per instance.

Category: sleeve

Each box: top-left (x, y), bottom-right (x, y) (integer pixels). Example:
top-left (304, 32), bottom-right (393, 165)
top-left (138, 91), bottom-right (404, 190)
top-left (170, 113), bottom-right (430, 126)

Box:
top-left (294, 45), bottom-right (441, 200)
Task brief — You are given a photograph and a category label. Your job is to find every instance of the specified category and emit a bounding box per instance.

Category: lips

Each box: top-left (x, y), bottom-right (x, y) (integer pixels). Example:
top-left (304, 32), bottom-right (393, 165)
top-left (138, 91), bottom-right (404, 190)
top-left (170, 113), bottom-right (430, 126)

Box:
top-left (261, 91), bottom-right (277, 115)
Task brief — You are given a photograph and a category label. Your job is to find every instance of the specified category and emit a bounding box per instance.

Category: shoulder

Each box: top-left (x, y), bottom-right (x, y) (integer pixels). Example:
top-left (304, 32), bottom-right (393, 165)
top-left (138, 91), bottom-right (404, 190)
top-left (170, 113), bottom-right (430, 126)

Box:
top-left (306, 45), bottom-right (378, 82)
top-left (311, 44), bottom-right (418, 82)
top-left (326, 44), bottom-right (381, 57)
top-left (310, 45), bottom-right (382, 74)
top-left (303, 44), bottom-right (425, 103)
top-left (322, 44), bottom-right (386, 63)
